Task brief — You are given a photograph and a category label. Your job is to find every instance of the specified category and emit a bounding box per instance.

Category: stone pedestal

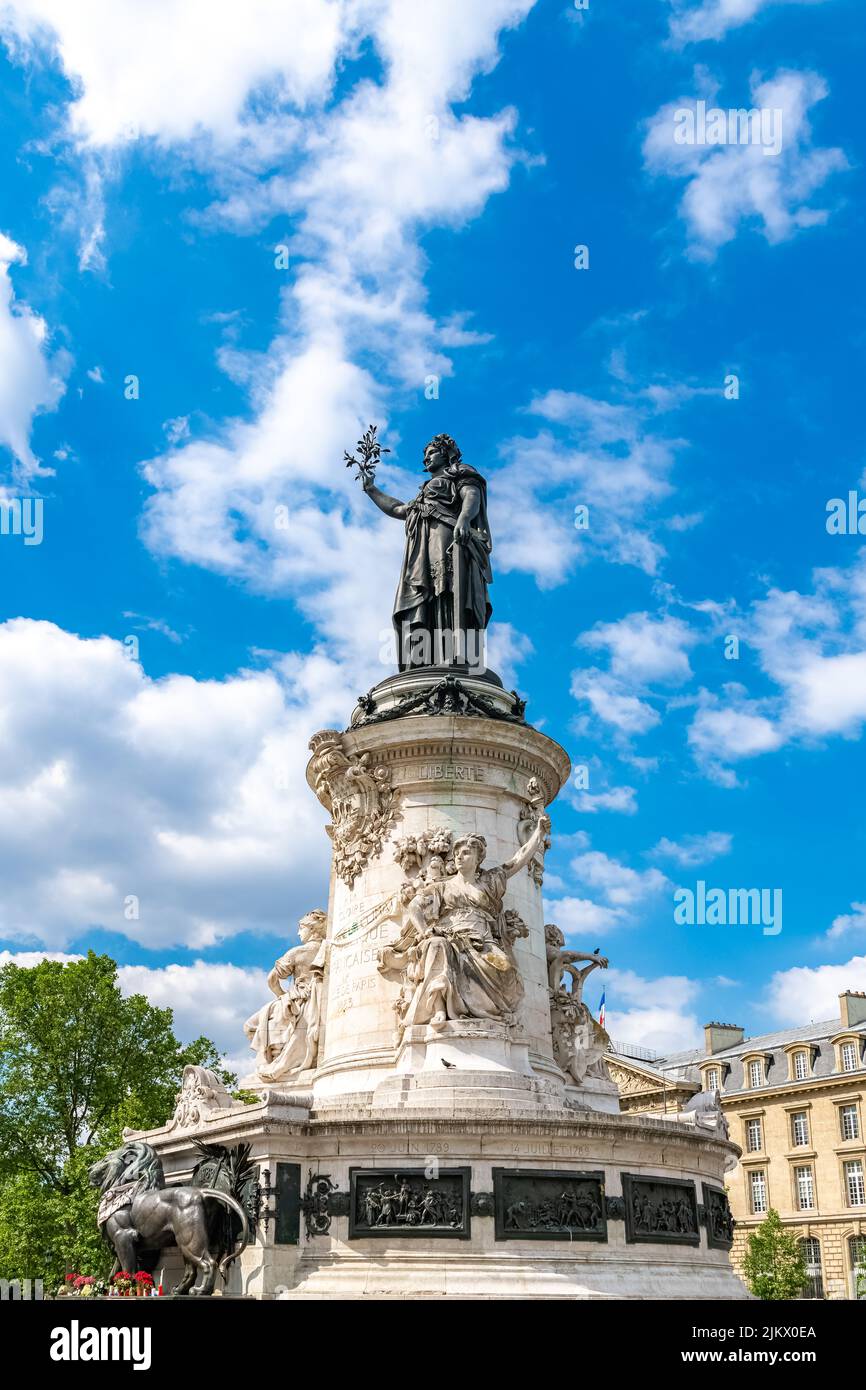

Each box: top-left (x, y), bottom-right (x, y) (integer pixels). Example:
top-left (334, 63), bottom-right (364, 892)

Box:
top-left (127, 673), bottom-right (749, 1299)
top-left (307, 704), bottom-right (569, 1104)
top-left (129, 1096), bottom-right (748, 1300)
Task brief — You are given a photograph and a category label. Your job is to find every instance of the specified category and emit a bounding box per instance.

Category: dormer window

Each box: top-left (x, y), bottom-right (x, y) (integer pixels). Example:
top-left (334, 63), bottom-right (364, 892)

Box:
top-left (749, 1059), bottom-right (764, 1088)
top-left (841, 1041), bottom-right (859, 1074)
top-left (705, 1066), bottom-right (719, 1092)
top-left (793, 1050), bottom-right (809, 1080)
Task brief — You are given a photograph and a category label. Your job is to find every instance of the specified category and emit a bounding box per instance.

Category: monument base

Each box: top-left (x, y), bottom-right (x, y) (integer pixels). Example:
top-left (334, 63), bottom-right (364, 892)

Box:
top-left (127, 1097), bottom-right (750, 1301)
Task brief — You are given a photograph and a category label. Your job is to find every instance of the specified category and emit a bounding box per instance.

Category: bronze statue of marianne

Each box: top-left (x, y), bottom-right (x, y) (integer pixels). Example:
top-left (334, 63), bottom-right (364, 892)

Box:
top-left (348, 429), bottom-right (492, 670)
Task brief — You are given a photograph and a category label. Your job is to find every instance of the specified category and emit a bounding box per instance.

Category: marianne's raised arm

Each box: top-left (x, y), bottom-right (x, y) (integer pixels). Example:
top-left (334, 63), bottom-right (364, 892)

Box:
top-left (361, 477), bottom-right (408, 520)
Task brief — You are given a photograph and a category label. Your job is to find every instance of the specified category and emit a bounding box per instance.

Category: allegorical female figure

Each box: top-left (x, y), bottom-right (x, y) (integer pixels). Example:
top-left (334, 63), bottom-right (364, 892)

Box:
top-left (379, 814), bottom-right (549, 1029)
top-left (360, 433), bottom-right (492, 669)
top-left (244, 910), bottom-right (327, 1082)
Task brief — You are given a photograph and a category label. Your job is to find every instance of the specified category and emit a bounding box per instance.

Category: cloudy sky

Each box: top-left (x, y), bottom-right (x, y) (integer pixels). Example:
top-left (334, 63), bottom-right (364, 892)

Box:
top-left (0, 0), bottom-right (863, 1068)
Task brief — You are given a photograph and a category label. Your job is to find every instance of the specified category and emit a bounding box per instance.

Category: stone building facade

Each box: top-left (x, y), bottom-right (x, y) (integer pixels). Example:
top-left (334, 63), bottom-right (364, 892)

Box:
top-left (609, 991), bottom-right (866, 1299)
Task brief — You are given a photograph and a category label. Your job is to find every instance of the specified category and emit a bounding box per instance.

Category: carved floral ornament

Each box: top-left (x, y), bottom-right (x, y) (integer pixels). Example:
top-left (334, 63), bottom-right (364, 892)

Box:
top-left (308, 730), bottom-right (401, 887)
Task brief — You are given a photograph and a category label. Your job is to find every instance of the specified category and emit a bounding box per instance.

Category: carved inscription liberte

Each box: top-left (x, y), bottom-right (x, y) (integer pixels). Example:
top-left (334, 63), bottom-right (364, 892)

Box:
top-left (416, 764), bottom-right (485, 781)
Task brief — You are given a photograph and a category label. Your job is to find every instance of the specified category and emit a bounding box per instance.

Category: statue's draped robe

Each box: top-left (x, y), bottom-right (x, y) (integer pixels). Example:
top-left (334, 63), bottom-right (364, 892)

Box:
top-left (244, 941), bottom-right (324, 1081)
top-left (393, 463), bottom-right (492, 659)
top-left (382, 867), bottom-right (523, 1026)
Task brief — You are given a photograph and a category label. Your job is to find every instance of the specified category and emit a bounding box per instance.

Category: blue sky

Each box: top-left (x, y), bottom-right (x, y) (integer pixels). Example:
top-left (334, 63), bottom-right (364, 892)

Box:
top-left (0, 0), bottom-right (863, 1067)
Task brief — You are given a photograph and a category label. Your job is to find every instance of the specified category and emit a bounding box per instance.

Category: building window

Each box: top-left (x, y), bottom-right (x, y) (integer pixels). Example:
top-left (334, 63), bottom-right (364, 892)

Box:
top-left (793, 1050), bottom-right (808, 1080)
top-left (840, 1104), bottom-right (860, 1141)
top-left (800, 1237), bottom-right (823, 1300)
top-left (849, 1237), bottom-right (866, 1301)
top-left (790, 1111), bottom-right (809, 1147)
top-left (841, 1041), bottom-right (859, 1073)
top-left (749, 1169), bottom-right (768, 1214)
top-left (794, 1165), bottom-right (815, 1211)
top-left (748, 1059), bottom-right (763, 1088)
top-left (745, 1118), bottom-right (763, 1152)
top-left (844, 1160), bottom-right (865, 1207)
top-left (705, 1067), bottom-right (719, 1091)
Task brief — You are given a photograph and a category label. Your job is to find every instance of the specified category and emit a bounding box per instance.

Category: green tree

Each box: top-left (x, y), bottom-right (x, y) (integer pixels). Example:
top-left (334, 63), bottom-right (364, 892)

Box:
top-left (0, 951), bottom-right (234, 1287)
top-left (742, 1208), bottom-right (810, 1300)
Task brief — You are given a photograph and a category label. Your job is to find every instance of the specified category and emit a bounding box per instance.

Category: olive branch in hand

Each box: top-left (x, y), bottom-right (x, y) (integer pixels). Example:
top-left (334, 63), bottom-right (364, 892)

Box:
top-left (344, 424), bottom-right (389, 486)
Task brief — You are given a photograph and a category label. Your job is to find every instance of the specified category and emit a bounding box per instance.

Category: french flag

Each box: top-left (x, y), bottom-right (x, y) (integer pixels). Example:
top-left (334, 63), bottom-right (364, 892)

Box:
top-left (598, 991), bottom-right (606, 1029)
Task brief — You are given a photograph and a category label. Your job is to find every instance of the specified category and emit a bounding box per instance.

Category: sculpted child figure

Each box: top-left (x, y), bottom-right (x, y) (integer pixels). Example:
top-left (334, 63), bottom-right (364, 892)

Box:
top-left (244, 910), bottom-right (327, 1083)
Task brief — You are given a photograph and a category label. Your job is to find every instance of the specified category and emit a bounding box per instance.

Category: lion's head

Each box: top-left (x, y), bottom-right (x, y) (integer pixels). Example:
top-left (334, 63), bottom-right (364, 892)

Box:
top-left (89, 1140), bottom-right (165, 1193)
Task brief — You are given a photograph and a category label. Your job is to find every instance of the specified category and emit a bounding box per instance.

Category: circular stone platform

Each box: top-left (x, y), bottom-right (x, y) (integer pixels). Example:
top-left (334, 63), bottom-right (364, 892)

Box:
top-left (133, 1095), bottom-right (748, 1299)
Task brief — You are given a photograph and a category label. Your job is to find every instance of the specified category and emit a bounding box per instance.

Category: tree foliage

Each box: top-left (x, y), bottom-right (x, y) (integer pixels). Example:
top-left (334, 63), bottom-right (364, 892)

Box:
top-left (742, 1208), bottom-right (809, 1300)
top-left (0, 951), bottom-right (233, 1284)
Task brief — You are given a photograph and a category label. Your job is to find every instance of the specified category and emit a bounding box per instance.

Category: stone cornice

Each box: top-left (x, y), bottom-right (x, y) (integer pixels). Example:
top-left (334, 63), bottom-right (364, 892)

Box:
top-left (722, 1071), bottom-right (866, 1106)
top-left (304, 1111), bottom-right (740, 1157)
top-left (336, 715), bottom-right (572, 804)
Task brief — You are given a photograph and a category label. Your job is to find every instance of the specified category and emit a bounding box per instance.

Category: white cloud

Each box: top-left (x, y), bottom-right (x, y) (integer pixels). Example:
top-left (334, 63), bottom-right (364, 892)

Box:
top-left (0, 948), bottom-right (83, 969)
top-left (1, 5), bottom-right (539, 636)
top-left (162, 415), bottom-right (190, 445)
top-left (687, 558), bottom-right (866, 779)
top-left (643, 69), bottom-right (847, 257)
top-left (763, 954), bottom-right (866, 1026)
top-left (687, 690), bottom-right (783, 783)
top-left (568, 558), bottom-right (866, 781)
top-left (541, 895), bottom-right (623, 936)
top-left (496, 369), bottom-right (730, 590)
top-left (572, 785), bottom-right (638, 815)
top-left (668, 0), bottom-right (829, 45)
top-left (38, 2), bottom-right (530, 641)
top-left (117, 960), bottom-right (267, 1057)
top-left (0, 948), bottom-right (268, 1063)
top-left (0, 619), bottom-right (348, 949)
top-left (570, 850), bottom-right (668, 908)
top-left (653, 830), bottom-right (732, 866)
top-left (0, 0), bottom-right (350, 148)
top-left (580, 611), bottom-right (697, 685)
top-left (827, 903), bottom-right (866, 942)
top-left (570, 668), bottom-right (660, 737)
top-left (483, 621), bottom-right (533, 689)
top-left (605, 968), bottom-right (703, 1052)
top-left (0, 232), bottom-right (68, 476)
top-left (494, 412), bottom-right (676, 586)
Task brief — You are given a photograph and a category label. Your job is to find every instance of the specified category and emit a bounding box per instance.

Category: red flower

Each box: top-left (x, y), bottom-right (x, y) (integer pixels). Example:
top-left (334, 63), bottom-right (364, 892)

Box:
top-left (133, 1270), bottom-right (154, 1285)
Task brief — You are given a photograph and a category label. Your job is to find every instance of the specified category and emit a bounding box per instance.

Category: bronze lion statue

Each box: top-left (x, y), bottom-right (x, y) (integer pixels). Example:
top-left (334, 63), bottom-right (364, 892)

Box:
top-left (89, 1140), bottom-right (249, 1296)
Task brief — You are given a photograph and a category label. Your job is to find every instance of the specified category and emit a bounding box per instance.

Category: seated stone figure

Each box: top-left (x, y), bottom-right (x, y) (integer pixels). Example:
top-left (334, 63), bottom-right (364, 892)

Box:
top-left (379, 813), bottom-right (549, 1031)
top-left (244, 910), bottom-right (327, 1083)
